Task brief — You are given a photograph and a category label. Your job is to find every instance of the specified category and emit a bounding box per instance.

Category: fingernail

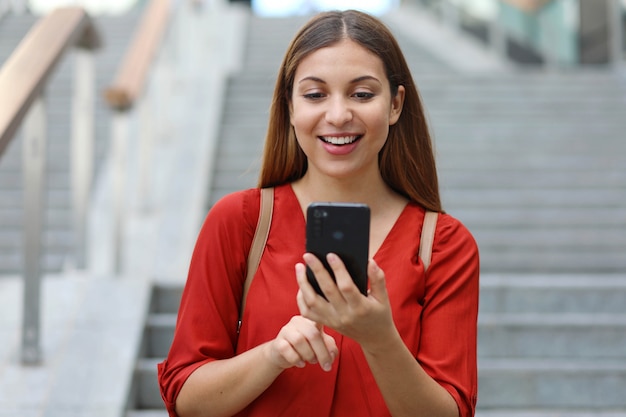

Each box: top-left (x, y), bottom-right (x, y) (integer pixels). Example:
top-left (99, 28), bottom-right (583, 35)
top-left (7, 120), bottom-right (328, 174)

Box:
top-left (322, 362), bottom-right (332, 372)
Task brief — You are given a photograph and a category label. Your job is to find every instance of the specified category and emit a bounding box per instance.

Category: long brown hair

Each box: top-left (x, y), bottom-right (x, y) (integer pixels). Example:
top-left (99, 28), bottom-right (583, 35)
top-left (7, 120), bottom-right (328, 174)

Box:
top-left (257, 9), bottom-right (442, 212)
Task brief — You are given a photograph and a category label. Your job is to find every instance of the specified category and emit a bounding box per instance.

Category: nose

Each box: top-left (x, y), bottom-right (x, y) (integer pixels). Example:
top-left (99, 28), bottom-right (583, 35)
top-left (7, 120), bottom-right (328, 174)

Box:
top-left (324, 96), bottom-right (353, 126)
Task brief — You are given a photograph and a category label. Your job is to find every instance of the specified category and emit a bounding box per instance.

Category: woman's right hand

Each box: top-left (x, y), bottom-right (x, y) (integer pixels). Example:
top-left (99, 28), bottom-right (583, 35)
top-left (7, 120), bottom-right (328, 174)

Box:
top-left (264, 315), bottom-right (338, 372)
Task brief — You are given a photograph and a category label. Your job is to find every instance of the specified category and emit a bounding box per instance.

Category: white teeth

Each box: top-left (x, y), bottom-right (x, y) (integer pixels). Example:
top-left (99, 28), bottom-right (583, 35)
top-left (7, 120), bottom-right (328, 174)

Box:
top-left (321, 136), bottom-right (358, 145)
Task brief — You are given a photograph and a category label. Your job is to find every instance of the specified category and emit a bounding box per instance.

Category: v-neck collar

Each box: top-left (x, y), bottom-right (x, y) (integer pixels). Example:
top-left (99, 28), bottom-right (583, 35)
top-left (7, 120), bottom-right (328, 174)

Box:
top-left (283, 183), bottom-right (413, 260)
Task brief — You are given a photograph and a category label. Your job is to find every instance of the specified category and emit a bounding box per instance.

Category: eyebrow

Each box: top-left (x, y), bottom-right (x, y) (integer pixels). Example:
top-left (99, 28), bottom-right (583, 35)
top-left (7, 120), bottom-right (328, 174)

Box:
top-left (298, 75), bottom-right (382, 85)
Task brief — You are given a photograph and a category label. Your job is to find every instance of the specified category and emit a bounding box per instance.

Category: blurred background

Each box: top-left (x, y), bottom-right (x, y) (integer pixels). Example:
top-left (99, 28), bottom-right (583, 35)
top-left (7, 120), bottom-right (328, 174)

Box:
top-left (1, 0), bottom-right (625, 416)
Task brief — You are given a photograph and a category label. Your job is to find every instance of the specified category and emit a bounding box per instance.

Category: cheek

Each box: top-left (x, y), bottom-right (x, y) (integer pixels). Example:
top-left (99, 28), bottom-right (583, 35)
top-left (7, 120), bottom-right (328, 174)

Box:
top-left (290, 111), bottom-right (312, 149)
top-left (290, 105), bottom-right (317, 133)
top-left (368, 106), bottom-right (394, 133)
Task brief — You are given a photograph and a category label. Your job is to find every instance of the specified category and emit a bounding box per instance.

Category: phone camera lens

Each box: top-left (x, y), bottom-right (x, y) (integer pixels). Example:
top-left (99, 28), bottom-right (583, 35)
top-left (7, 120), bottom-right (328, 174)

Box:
top-left (332, 230), bottom-right (344, 241)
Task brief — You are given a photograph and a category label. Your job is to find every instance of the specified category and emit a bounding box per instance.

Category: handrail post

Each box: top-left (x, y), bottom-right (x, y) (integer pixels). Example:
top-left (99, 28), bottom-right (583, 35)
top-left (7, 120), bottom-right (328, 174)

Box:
top-left (6, 0), bottom-right (27, 14)
top-left (111, 112), bottom-right (129, 274)
top-left (137, 93), bottom-right (155, 211)
top-left (441, 0), bottom-right (461, 31)
top-left (490, 17), bottom-right (508, 60)
top-left (0, 0), bottom-right (8, 18)
top-left (0, 7), bottom-right (101, 365)
top-left (21, 94), bottom-right (47, 365)
top-left (103, 0), bottom-right (174, 274)
top-left (13, 0), bottom-right (26, 13)
top-left (71, 49), bottom-right (95, 269)
top-left (608, 0), bottom-right (624, 69)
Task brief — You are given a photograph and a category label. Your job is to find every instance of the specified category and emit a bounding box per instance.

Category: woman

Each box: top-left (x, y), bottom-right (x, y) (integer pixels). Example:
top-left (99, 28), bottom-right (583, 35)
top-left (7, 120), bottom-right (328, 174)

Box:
top-left (158, 9), bottom-right (479, 417)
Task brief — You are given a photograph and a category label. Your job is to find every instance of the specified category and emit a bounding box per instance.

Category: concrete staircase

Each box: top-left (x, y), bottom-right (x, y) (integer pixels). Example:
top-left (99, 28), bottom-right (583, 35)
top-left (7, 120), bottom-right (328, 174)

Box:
top-left (125, 283), bottom-right (181, 417)
top-left (478, 274), bottom-right (626, 414)
top-left (0, 9), bottom-right (142, 274)
top-left (18, 5), bottom-right (619, 417)
top-left (424, 71), bottom-right (626, 274)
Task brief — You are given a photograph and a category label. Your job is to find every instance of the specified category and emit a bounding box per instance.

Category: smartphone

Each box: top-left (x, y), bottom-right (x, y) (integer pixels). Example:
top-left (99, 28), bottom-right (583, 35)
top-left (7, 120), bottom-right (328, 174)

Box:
top-left (305, 202), bottom-right (370, 298)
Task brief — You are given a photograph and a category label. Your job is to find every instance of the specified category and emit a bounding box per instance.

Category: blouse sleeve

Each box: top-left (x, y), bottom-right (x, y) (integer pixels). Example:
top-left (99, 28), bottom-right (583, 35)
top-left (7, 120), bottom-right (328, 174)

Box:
top-left (157, 189), bottom-right (261, 417)
top-left (418, 213), bottom-right (479, 417)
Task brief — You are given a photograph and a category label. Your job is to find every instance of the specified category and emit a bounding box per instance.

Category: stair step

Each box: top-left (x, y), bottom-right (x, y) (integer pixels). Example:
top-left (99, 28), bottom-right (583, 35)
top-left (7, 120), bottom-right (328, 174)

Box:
top-left (447, 207), bottom-right (626, 227)
top-left (443, 187), bottom-right (626, 207)
top-left (150, 282), bottom-right (183, 314)
top-left (478, 359), bottom-right (626, 409)
top-left (134, 358), bottom-right (164, 410)
top-left (476, 250), bottom-right (625, 274)
top-left (126, 410), bottom-right (169, 417)
top-left (476, 410), bottom-right (626, 417)
top-left (143, 313), bottom-right (176, 359)
top-left (441, 170), bottom-right (626, 189)
top-left (0, 208), bottom-right (71, 229)
top-left (472, 227), bottom-right (626, 247)
top-left (480, 274), bottom-right (626, 314)
top-left (479, 313), bottom-right (626, 359)
top-left (126, 284), bottom-right (181, 414)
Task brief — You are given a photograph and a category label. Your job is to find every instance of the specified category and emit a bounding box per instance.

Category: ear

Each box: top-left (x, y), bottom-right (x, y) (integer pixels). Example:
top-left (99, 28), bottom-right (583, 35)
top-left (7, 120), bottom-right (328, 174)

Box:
top-left (389, 85), bottom-right (405, 126)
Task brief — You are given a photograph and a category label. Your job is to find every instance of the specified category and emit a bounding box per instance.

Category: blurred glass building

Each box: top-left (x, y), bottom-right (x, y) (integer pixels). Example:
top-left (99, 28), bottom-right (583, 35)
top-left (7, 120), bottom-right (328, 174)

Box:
top-left (404, 0), bottom-right (625, 66)
top-left (251, 0), bottom-right (400, 16)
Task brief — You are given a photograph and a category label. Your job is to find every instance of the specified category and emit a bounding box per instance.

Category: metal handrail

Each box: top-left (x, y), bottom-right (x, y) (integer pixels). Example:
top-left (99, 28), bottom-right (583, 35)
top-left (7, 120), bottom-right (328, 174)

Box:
top-left (0, 7), bottom-right (100, 365)
top-left (104, 0), bottom-right (172, 111)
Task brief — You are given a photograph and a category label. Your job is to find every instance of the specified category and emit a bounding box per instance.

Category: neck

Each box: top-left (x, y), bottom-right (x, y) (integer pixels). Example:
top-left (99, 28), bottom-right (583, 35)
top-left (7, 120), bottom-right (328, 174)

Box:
top-left (291, 171), bottom-right (405, 216)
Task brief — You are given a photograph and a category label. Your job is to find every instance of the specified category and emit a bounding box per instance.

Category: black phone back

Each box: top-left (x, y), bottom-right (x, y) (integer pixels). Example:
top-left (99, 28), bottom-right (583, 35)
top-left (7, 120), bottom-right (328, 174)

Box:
top-left (306, 202), bottom-right (370, 297)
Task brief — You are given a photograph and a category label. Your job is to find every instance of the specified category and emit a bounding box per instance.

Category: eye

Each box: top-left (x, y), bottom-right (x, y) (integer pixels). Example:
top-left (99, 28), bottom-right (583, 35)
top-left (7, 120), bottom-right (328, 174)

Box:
top-left (353, 91), bottom-right (375, 100)
top-left (302, 92), bottom-right (325, 100)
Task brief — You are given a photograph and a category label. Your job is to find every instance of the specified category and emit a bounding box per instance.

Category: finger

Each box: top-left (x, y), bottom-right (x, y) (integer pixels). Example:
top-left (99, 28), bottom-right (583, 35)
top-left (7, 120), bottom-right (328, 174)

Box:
top-left (295, 263), bottom-right (325, 320)
top-left (272, 337), bottom-right (306, 369)
top-left (302, 253), bottom-right (338, 300)
top-left (326, 253), bottom-right (361, 300)
top-left (296, 280), bottom-right (327, 326)
top-left (275, 318), bottom-right (318, 367)
top-left (288, 330), bottom-right (319, 365)
top-left (295, 262), bottom-right (313, 297)
top-left (295, 261), bottom-right (323, 302)
top-left (285, 318), bottom-right (335, 371)
top-left (307, 326), bottom-right (337, 372)
top-left (367, 259), bottom-right (388, 300)
top-left (322, 331), bottom-right (339, 362)
top-left (296, 287), bottom-right (314, 320)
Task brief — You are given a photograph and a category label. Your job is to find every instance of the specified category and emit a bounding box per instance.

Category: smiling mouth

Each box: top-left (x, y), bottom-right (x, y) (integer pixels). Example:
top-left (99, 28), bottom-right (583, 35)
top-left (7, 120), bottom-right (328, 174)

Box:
top-left (319, 135), bottom-right (362, 146)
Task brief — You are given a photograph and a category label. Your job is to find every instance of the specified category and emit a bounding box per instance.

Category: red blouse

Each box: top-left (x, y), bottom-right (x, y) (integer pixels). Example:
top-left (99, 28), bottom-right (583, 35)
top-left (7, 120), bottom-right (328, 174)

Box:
top-left (158, 184), bottom-right (479, 417)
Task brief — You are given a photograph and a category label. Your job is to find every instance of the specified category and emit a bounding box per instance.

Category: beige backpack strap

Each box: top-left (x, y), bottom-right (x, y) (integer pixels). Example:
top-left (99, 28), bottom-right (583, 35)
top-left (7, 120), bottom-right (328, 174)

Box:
top-left (419, 211), bottom-right (438, 272)
top-left (239, 187), bottom-right (274, 331)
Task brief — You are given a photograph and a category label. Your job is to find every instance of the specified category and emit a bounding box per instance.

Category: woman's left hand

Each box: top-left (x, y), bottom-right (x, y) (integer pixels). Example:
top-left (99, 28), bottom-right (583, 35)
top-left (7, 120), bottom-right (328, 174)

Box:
top-left (295, 253), bottom-right (396, 351)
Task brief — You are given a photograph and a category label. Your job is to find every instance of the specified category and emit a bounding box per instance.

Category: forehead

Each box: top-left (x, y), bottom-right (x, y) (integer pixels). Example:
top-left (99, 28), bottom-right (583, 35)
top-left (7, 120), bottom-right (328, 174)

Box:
top-left (294, 39), bottom-right (387, 81)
